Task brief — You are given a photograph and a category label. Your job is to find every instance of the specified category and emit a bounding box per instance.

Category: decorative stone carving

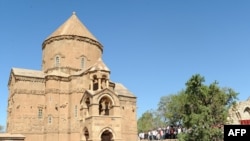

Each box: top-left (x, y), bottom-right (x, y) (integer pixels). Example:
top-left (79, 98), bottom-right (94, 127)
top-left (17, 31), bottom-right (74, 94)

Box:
top-left (60, 103), bottom-right (68, 108)
top-left (42, 35), bottom-right (103, 52)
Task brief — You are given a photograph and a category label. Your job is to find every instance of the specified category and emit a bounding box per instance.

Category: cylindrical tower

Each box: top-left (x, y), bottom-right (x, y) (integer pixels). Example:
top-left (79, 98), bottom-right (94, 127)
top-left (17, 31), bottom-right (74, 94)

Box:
top-left (41, 12), bottom-right (103, 74)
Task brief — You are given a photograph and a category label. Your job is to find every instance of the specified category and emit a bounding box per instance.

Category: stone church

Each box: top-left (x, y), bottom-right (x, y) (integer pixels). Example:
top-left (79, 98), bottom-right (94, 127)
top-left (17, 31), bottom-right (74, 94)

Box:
top-left (227, 98), bottom-right (250, 125)
top-left (6, 12), bottom-right (137, 141)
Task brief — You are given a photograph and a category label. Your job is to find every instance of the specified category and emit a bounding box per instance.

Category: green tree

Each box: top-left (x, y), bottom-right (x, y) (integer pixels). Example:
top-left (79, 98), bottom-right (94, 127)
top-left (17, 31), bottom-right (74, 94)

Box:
top-left (137, 110), bottom-right (154, 133)
top-left (157, 94), bottom-right (171, 123)
top-left (151, 110), bottom-right (165, 129)
top-left (158, 91), bottom-right (187, 126)
top-left (179, 74), bottom-right (238, 141)
top-left (137, 110), bottom-right (166, 133)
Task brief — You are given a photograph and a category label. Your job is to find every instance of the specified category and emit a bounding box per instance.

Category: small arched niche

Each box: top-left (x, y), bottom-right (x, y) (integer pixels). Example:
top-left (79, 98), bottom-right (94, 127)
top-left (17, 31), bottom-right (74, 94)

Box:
top-left (93, 75), bottom-right (98, 91)
top-left (55, 55), bottom-right (60, 67)
top-left (99, 96), bottom-right (113, 116)
top-left (85, 97), bottom-right (90, 115)
top-left (82, 127), bottom-right (89, 141)
top-left (101, 75), bottom-right (108, 89)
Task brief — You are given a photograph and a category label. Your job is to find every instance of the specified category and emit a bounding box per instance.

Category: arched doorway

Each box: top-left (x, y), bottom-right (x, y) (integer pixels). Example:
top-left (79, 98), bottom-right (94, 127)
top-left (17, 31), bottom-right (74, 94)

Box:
top-left (101, 130), bottom-right (113, 141)
top-left (82, 127), bottom-right (89, 141)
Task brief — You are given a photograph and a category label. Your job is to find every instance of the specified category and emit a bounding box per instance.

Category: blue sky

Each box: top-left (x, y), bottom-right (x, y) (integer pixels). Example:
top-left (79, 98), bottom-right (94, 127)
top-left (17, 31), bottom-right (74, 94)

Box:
top-left (1, 0), bottom-right (250, 129)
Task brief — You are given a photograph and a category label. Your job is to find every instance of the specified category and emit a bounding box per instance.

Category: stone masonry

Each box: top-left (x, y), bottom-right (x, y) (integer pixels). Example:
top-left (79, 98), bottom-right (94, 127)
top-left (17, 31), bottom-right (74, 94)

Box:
top-left (6, 12), bottom-right (138, 141)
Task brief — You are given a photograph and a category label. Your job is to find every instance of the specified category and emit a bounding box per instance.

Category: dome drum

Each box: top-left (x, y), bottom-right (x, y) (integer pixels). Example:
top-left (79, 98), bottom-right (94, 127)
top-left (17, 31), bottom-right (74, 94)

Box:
top-left (42, 36), bottom-right (103, 72)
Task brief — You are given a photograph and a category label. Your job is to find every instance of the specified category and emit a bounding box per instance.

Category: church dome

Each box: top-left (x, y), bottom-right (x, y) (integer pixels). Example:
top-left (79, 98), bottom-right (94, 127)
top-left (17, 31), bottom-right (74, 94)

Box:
top-left (41, 12), bottom-right (103, 73)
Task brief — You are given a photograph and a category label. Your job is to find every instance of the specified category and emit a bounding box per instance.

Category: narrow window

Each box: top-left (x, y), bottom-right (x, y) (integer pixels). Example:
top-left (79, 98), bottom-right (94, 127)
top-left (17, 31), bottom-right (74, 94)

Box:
top-left (85, 98), bottom-right (90, 112)
top-left (93, 75), bottom-right (98, 91)
top-left (74, 105), bottom-right (78, 117)
top-left (55, 56), bottom-right (60, 67)
top-left (81, 57), bottom-right (85, 69)
top-left (48, 115), bottom-right (52, 124)
top-left (38, 108), bottom-right (43, 119)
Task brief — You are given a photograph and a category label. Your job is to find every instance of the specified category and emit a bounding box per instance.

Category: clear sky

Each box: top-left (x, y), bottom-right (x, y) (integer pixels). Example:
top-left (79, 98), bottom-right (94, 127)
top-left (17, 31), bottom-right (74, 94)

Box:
top-left (1, 0), bottom-right (250, 129)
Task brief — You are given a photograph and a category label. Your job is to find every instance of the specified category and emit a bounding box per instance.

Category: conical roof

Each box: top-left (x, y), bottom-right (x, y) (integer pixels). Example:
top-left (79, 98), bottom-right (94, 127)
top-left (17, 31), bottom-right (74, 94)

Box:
top-left (88, 58), bottom-right (110, 72)
top-left (46, 12), bottom-right (98, 41)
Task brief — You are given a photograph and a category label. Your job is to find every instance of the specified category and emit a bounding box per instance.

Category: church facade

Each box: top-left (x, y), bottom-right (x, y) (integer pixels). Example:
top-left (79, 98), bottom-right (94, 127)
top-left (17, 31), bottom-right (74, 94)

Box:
top-left (6, 13), bottom-right (137, 141)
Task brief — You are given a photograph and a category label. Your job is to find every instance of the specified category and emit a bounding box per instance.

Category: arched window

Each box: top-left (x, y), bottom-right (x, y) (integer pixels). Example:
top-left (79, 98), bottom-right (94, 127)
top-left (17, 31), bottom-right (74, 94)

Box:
top-left (83, 127), bottom-right (89, 141)
top-left (81, 57), bottom-right (85, 69)
top-left (93, 75), bottom-right (98, 91)
top-left (236, 111), bottom-right (241, 119)
top-left (101, 75), bottom-right (107, 89)
top-left (55, 56), bottom-right (60, 67)
top-left (38, 108), bottom-right (43, 119)
top-left (74, 105), bottom-right (78, 118)
top-left (85, 98), bottom-right (90, 112)
top-left (48, 115), bottom-right (52, 124)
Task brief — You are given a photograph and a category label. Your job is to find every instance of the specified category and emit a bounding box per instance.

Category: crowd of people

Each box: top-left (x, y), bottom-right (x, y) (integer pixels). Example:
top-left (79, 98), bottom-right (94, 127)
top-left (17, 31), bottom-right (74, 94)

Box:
top-left (138, 125), bottom-right (185, 140)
